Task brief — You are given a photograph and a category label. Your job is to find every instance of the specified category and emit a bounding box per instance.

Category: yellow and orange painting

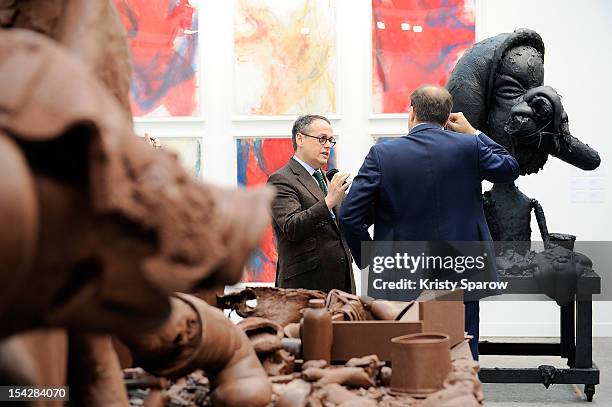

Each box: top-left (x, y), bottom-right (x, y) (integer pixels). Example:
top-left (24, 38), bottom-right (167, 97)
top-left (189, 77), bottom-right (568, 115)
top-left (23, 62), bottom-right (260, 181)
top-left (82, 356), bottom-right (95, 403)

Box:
top-left (234, 0), bottom-right (337, 115)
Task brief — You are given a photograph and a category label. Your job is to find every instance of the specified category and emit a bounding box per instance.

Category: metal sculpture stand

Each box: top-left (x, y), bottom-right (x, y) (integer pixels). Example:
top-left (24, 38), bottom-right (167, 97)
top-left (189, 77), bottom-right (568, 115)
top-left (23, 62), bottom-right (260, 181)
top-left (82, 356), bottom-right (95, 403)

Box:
top-left (478, 271), bottom-right (600, 402)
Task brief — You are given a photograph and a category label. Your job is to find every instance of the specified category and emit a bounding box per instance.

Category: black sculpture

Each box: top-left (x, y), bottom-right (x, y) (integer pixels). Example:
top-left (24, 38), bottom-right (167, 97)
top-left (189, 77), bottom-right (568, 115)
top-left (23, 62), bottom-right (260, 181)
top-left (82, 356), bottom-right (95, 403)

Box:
top-left (446, 29), bottom-right (601, 305)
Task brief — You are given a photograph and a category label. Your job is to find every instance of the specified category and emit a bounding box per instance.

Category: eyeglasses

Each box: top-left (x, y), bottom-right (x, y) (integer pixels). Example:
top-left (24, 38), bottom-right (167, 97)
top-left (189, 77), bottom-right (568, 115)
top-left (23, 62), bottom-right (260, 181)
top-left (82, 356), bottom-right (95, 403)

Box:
top-left (299, 132), bottom-right (337, 147)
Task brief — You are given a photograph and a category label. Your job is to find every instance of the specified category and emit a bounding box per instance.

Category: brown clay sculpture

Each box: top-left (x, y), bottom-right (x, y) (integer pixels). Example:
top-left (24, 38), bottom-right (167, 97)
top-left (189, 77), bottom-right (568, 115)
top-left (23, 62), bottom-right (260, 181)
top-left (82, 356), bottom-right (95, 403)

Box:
top-left (326, 289), bottom-right (369, 321)
top-left (67, 333), bottom-right (130, 407)
top-left (274, 378), bottom-right (312, 407)
top-left (238, 317), bottom-right (285, 354)
top-left (0, 29), bottom-right (273, 337)
top-left (345, 355), bottom-right (384, 381)
top-left (218, 287), bottom-right (326, 326)
top-left (261, 349), bottom-right (295, 376)
top-left (121, 293), bottom-right (272, 407)
top-left (0, 4), bottom-right (274, 407)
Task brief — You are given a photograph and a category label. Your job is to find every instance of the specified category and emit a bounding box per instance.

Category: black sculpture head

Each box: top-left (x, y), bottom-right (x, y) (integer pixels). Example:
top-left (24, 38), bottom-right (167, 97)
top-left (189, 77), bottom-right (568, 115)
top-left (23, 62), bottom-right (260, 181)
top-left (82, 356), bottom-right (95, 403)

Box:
top-left (447, 28), bottom-right (600, 175)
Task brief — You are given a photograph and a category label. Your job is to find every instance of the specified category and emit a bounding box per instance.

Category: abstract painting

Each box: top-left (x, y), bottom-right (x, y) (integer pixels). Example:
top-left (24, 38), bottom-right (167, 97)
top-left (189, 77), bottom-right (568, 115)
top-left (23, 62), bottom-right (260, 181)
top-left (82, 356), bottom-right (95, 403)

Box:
top-left (158, 137), bottom-right (202, 178)
top-left (237, 137), bottom-right (337, 282)
top-left (114, 0), bottom-right (199, 117)
top-left (234, 0), bottom-right (337, 115)
top-left (372, 0), bottom-right (475, 114)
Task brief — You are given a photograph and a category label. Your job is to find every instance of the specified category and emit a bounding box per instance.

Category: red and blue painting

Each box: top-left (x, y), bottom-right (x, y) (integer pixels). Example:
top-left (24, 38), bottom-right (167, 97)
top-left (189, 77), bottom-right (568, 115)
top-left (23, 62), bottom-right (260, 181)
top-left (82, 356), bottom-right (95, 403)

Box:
top-left (237, 137), bottom-right (336, 282)
top-left (372, 0), bottom-right (475, 114)
top-left (114, 0), bottom-right (199, 117)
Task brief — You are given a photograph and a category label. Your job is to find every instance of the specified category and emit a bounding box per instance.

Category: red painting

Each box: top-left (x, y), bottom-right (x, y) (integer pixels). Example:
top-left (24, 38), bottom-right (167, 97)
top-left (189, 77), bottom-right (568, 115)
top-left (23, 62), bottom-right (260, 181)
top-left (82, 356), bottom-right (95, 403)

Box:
top-left (372, 0), bottom-right (475, 114)
top-left (114, 0), bottom-right (199, 117)
top-left (237, 138), bottom-right (336, 282)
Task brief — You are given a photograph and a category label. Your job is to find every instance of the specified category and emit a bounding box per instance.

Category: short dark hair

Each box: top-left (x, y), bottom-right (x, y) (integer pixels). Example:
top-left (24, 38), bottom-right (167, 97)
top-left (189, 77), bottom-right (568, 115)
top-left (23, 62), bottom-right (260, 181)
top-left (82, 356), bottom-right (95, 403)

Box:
top-left (409, 85), bottom-right (453, 126)
top-left (291, 114), bottom-right (331, 150)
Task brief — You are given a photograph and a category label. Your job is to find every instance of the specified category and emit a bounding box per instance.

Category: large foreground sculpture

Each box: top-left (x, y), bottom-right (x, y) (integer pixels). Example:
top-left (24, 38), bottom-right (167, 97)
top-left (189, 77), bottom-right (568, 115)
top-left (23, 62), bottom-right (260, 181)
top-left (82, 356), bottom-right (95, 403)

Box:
top-left (0, 29), bottom-right (273, 335)
top-left (0, 2), bottom-right (274, 405)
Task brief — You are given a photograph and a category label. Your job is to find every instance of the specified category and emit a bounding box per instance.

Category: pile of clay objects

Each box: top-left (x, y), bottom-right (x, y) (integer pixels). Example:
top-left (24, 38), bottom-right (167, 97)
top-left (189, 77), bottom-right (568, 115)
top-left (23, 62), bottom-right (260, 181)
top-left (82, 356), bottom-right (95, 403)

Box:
top-left (245, 310), bottom-right (484, 407)
top-left (126, 329), bottom-right (482, 407)
top-left (125, 287), bottom-right (484, 406)
top-left (268, 353), bottom-right (483, 407)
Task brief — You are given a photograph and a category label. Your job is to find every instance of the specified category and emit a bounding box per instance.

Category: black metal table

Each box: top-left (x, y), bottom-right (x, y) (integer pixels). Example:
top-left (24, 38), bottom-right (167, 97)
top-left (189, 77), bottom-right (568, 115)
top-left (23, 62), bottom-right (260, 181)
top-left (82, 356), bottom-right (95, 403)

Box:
top-left (478, 271), bottom-right (601, 402)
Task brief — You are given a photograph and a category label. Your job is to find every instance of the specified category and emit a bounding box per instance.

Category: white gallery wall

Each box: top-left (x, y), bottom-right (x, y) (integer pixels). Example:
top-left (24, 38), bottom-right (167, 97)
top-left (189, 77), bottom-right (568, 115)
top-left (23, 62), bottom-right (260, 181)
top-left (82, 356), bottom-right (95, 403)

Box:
top-left (133, 0), bottom-right (612, 336)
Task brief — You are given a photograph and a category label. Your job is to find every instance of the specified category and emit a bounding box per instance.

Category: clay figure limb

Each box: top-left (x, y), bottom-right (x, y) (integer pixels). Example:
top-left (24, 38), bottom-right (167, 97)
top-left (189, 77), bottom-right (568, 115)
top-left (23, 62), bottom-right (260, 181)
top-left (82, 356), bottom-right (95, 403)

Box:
top-left (302, 366), bottom-right (374, 388)
top-left (67, 334), bottom-right (130, 407)
top-left (121, 294), bottom-right (272, 407)
top-left (0, 131), bottom-right (38, 315)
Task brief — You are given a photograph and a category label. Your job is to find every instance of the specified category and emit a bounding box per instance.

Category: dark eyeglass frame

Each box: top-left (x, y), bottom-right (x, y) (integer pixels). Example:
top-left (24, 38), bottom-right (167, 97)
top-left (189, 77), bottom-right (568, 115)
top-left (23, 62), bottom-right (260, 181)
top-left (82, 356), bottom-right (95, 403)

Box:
top-left (299, 132), bottom-right (337, 147)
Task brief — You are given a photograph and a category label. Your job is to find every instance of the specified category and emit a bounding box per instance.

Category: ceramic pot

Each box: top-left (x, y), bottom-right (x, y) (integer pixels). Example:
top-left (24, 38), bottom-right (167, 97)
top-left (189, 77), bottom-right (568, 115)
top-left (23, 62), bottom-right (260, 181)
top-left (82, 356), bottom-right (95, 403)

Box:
top-left (390, 333), bottom-right (451, 396)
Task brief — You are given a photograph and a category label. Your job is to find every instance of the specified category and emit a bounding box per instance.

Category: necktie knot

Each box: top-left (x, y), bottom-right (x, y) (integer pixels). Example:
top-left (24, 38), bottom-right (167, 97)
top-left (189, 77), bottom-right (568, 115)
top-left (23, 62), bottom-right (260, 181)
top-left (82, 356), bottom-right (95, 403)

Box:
top-left (313, 170), bottom-right (328, 195)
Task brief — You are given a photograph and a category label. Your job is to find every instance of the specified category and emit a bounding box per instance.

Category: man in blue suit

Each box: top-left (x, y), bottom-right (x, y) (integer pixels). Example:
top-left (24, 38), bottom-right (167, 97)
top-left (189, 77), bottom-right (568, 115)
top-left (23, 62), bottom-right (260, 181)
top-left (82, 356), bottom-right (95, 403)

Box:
top-left (339, 85), bottom-right (520, 359)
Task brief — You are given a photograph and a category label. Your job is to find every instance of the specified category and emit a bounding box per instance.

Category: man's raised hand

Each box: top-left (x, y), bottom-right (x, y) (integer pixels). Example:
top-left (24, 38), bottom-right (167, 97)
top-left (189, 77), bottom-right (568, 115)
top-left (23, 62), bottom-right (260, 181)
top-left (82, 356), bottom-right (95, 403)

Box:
top-left (325, 172), bottom-right (351, 209)
top-left (447, 112), bottom-right (477, 135)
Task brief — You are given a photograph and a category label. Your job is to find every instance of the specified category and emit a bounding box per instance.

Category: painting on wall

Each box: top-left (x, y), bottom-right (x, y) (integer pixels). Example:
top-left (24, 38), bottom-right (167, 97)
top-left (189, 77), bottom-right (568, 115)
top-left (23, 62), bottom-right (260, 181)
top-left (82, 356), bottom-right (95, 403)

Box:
top-left (372, 0), bottom-right (475, 114)
top-left (114, 0), bottom-right (199, 117)
top-left (158, 137), bottom-right (202, 178)
top-left (236, 137), bottom-right (337, 282)
top-left (234, 0), bottom-right (337, 116)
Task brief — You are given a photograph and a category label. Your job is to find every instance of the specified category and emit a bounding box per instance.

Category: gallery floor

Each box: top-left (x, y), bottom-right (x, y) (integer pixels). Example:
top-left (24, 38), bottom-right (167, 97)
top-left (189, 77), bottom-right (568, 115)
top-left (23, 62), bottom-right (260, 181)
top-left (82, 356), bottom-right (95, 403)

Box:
top-left (483, 337), bottom-right (611, 405)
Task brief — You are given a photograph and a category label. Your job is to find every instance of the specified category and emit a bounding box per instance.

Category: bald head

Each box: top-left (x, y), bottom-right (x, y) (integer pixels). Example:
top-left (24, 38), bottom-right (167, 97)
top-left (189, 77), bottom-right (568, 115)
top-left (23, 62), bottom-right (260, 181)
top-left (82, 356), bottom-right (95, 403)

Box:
top-left (409, 85), bottom-right (453, 126)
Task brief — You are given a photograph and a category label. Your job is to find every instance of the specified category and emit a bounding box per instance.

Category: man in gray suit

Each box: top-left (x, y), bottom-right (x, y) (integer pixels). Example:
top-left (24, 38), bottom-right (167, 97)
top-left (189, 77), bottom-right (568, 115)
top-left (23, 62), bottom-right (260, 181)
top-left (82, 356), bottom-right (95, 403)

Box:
top-left (268, 115), bottom-right (355, 293)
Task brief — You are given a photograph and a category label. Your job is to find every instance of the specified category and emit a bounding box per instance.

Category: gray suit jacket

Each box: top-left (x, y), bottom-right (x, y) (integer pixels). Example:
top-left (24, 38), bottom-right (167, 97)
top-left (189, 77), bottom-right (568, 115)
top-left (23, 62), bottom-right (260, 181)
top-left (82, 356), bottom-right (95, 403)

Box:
top-left (268, 158), bottom-right (355, 293)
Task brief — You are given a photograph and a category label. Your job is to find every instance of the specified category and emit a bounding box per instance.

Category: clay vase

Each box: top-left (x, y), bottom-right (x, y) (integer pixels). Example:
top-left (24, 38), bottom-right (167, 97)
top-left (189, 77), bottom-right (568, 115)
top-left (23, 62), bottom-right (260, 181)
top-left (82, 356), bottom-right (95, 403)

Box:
top-left (301, 299), bottom-right (332, 363)
top-left (390, 333), bottom-right (451, 396)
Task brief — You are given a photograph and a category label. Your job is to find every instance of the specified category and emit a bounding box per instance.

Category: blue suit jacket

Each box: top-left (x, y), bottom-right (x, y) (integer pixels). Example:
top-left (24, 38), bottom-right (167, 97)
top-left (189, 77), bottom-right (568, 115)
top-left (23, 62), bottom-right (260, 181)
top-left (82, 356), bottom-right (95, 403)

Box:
top-left (339, 124), bottom-right (520, 284)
